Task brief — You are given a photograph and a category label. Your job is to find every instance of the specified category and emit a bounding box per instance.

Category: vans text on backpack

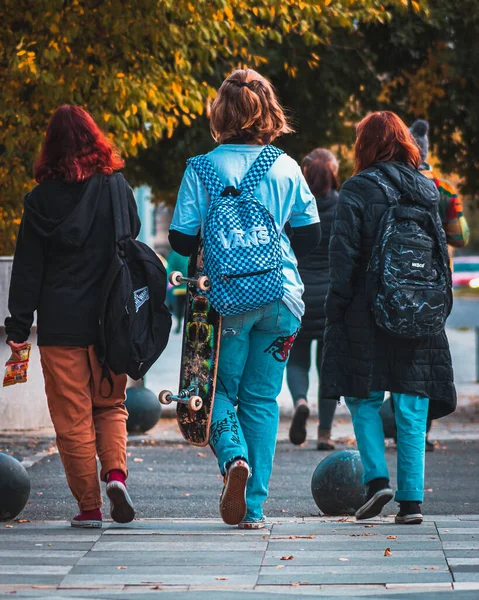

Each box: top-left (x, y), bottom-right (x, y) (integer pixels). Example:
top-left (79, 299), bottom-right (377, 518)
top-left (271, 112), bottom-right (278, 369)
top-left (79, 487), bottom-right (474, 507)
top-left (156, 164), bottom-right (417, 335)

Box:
top-left (366, 164), bottom-right (452, 339)
top-left (96, 174), bottom-right (171, 395)
top-left (187, 145), bottom-right (284, 316)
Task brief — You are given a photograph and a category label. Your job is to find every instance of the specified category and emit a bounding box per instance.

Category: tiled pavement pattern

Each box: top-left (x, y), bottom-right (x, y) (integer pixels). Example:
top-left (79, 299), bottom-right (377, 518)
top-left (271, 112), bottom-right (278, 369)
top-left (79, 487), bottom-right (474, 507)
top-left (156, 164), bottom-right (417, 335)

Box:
top-left (1, 517), bottom-right (479, 599)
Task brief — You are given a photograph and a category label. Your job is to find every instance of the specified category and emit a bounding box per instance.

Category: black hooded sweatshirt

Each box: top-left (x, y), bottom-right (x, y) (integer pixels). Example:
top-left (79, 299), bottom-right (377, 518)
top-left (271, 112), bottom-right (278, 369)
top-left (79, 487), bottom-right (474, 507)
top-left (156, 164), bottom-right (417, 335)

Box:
top-left (5, 174), bottom-right (141, 346)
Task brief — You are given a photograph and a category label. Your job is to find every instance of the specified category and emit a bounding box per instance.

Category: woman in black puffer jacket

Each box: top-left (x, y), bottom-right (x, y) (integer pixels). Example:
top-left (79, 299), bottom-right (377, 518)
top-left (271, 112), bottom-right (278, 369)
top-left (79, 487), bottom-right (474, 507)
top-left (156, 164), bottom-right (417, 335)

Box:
top-left (287, 149), bottom-right (339, 450)
top-left (321, 112), bottom-right (456, 525)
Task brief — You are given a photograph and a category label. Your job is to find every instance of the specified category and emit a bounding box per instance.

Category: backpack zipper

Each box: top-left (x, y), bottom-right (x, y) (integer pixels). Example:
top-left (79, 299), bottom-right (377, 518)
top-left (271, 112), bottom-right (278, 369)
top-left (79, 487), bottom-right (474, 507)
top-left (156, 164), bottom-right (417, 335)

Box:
top-left (221, 267), bottom-right (274, 283)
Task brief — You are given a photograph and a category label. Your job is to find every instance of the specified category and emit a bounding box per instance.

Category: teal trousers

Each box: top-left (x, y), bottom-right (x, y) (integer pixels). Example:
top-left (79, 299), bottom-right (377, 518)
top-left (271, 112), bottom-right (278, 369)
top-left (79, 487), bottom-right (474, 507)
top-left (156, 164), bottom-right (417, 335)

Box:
top-left (345, 391), bottom-right (429, 502)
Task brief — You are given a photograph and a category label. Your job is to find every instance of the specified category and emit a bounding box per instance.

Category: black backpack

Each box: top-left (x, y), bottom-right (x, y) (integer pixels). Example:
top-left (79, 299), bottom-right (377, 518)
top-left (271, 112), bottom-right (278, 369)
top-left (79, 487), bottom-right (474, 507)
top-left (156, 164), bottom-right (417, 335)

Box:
top-left (96, 174), bottom-right (171, 393)
top-left (366, 166), bottom-right (452, 339)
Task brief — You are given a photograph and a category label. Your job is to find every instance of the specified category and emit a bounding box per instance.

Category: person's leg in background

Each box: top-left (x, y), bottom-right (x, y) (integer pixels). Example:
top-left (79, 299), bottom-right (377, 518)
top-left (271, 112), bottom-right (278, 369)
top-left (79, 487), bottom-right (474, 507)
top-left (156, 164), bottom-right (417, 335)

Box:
top-left (425, 417), bottom-right (435, 452)
top-left (345, 391), bottom-right (394, 520)
top-left (40, 346), bottom-right (103, 528)
top-left (237, 301), bottom-right (300, 527)
top-left (286, 334), bottom-right (312, 445)
top-left (210, 311), bottom-right (254, 526)
top-left (393, 393), bottom-right (429, 524)
top-left (174, 292), bottom-right (187, 333)
top-left (88, 346), bottom-right (134, 524)
top-left (316, 341), bottom-right (337, 450)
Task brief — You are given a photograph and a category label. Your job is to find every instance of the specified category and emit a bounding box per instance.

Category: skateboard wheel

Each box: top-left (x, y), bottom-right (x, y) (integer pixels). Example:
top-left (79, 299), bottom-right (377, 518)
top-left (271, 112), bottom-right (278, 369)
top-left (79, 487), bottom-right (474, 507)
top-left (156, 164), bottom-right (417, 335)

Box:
top-left (158, 390), bottom-right (173, 405)
top-left (169, 271), bottom-right (184, 286)
top-left (188, 396), bottom-right (203, 411)
top-left (196, 276), bottom-right (211, 292)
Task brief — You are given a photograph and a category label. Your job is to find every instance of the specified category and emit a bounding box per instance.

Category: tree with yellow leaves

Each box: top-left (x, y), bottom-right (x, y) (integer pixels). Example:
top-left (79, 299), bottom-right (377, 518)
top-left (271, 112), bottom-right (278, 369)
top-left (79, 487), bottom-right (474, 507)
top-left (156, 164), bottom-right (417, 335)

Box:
top-left (0, 0), bottom-right (408, 253)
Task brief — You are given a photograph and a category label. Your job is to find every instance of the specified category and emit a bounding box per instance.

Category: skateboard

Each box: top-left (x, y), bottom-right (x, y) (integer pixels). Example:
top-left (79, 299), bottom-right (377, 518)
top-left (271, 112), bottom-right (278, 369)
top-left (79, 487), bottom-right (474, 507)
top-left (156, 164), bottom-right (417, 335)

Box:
top-left (159, 245), bottom-right (221, 446)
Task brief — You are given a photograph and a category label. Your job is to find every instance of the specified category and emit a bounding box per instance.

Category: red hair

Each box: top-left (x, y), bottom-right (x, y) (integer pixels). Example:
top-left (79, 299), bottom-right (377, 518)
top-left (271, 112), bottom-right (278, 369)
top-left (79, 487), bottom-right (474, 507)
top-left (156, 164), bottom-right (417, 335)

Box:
top-left (353, 111), bottom-right (421, 175)
top-left (34, 105), bottom-right (124, 183)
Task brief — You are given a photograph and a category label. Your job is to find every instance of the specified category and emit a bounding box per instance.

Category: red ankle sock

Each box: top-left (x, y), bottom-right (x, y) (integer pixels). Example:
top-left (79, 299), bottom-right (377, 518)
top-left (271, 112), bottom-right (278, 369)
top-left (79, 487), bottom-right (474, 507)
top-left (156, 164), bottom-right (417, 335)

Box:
top-left (107, 470), bottom-right (126, 485)
top-left (75, 508), bottom-right (102, 521)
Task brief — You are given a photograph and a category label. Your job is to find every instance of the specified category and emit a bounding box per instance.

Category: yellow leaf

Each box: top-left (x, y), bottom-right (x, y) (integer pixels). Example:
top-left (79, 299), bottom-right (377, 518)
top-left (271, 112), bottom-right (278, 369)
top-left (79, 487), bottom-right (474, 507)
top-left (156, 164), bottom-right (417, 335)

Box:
top-left (125, 110), bottom-right (131, 118)
top-left (103, 113), bottom-right (111, 122)
top-left (17, 50), bottom-right (26, 56)
top-left (117, 73), bottom-right (125, 78)
top-left (131, 104), bottom-right (138, 115)
top-left (182, 114), bottom-right (192, 126)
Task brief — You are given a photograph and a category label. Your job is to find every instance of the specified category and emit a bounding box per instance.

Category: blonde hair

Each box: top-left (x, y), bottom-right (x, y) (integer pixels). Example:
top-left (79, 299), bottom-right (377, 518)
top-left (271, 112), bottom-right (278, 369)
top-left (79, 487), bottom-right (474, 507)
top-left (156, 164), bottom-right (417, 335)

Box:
top-left (210, 69), bottom-right (293, 145)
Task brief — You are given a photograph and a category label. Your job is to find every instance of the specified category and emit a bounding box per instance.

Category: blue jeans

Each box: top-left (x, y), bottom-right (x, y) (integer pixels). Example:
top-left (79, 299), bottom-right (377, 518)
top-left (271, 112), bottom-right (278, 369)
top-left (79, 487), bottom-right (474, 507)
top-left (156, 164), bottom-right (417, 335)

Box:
top-left (345, 391), bottom-right (429, 502)
top-left (210, 300), bottom-right (300, 521)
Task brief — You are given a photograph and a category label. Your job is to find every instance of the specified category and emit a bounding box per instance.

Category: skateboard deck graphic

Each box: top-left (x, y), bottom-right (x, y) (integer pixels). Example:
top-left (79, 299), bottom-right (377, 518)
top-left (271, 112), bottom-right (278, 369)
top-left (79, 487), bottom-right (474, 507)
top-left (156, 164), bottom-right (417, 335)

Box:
top-left (159, 245), bottom-right (221, 446)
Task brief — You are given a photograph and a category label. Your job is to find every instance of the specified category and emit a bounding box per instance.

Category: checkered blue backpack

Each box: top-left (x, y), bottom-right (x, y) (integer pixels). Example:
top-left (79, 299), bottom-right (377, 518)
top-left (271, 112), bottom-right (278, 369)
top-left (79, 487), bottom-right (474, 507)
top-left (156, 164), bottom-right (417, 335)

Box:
top-left (187, 145), bottom-right (284, 316)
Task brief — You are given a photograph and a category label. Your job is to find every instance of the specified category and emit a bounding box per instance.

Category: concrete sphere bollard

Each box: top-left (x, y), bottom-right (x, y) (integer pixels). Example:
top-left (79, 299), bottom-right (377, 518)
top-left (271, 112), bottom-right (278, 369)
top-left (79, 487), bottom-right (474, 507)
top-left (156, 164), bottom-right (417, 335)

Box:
top-left (0, 453), bottom-right (31, 522)
top-left (125, 386), bottom-right (162, 434)
top-left (311, 450), bottom-right (367, 516)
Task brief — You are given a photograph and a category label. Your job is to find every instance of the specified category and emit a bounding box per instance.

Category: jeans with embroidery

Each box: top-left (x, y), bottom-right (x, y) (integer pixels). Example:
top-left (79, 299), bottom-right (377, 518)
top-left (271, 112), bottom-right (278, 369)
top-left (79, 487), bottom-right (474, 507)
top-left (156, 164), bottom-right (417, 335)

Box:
top-left (345, 391), bottom-right (429, 502)
top-left (210, 300), bottom-right (300, 521)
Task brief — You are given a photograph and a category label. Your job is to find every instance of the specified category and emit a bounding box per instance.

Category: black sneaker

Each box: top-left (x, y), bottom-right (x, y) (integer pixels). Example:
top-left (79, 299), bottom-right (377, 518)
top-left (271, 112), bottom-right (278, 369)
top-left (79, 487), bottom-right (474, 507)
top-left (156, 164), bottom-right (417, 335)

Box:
top-left (355, 477), bottom-right (394, 520)
top-left (395, 501), bottom-right (423, 525)
top-left (289, 403), bottom-right (310, 445)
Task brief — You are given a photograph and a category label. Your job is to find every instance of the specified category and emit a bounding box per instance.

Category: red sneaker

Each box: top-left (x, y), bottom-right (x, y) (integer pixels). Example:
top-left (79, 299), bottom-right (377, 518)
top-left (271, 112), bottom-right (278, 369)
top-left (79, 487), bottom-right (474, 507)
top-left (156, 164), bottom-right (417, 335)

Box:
top-left (106, 472), bottom-right (135, 524)
top-left (71, 509), bottom-right (102, 528)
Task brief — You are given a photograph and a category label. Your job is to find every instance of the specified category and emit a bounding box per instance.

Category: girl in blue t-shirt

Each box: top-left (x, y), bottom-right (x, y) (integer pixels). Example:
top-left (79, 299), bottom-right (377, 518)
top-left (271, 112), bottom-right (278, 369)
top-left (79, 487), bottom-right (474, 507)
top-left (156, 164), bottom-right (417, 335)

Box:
top-left (169, 69), bottom-right (320, 529)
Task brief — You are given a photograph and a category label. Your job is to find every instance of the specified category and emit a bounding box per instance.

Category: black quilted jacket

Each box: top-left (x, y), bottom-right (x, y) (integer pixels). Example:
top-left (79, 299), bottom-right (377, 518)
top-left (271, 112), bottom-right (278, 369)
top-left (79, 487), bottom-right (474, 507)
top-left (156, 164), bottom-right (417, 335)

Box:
top-left (320, 162), bottom-right (456, 420)
top-left (297, 190), bottom-right (338, 341)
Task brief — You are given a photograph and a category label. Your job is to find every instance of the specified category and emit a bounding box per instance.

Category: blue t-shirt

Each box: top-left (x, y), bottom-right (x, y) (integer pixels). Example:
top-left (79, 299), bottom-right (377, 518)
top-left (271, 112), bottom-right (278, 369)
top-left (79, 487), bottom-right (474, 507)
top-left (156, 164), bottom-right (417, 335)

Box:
top-left (170, 144), bottom-right (319, 319)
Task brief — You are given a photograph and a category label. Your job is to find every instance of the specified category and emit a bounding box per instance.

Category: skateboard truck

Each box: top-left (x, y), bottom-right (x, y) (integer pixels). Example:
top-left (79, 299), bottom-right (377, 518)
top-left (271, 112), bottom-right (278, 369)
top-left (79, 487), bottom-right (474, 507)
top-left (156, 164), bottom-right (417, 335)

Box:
top-left (170, 271), bottom-right (211, 292)
top-left (158, 388), bottom-right (203, 412)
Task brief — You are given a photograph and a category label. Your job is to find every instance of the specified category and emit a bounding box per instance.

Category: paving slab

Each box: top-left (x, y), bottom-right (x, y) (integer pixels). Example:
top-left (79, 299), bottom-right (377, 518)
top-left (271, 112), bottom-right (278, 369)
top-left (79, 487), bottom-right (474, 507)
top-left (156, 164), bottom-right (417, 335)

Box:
top-left (1, 518), bottom-right (479, 595)
top-left (77, 551), bottom-right (264, 566)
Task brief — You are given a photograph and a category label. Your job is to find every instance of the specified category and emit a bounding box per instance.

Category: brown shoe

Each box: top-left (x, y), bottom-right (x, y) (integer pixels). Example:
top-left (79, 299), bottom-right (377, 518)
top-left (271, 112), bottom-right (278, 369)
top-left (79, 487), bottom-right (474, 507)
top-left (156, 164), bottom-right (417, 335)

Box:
top-left (219, 459), bottom-right (250, 525)
top-left (316, 428), bottom-right (335, 451)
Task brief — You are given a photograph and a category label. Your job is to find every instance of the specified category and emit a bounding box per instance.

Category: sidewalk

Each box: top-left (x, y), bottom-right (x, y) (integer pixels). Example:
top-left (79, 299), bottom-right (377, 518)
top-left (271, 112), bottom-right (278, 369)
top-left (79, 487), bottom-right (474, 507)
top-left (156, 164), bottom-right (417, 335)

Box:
top-left (1, 516), bottom-right (478, 598)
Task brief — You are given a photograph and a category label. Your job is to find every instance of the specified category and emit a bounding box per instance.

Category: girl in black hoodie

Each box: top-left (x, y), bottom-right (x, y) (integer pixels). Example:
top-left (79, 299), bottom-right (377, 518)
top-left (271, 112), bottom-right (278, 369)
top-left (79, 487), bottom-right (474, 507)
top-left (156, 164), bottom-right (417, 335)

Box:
top-left (5, 106), bottom-right (139, 528)
top-left (287, 149), bottom-right (339, 450)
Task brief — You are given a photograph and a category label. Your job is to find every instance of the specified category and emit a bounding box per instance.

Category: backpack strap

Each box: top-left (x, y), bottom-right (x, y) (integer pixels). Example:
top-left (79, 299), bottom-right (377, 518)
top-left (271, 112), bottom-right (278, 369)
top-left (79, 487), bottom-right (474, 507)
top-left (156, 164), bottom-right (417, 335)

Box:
top-left (97, 173), bottom-right (132, 399)
top-left (109, 173), bottom-right (132, 242)
top-left (239, 145), bottom-right (284, 194)
top-left (187, 155), bottom-right (225, 200)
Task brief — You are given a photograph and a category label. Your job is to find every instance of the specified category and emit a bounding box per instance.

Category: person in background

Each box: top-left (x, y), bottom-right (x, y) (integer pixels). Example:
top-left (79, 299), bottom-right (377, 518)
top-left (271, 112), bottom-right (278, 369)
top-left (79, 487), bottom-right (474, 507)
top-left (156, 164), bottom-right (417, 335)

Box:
top-left (287, 149), bottom-right (339, 450)
top-left (169, 69), bottom-right (320, 529)
top-left (5, 106), bottom-right (139, 528)
top-left (166, 248), bottom-right (189, 333)
top-left (321, 111), bottom-right (456, 524)
top-left (410, 119), bottom-right (469, 451)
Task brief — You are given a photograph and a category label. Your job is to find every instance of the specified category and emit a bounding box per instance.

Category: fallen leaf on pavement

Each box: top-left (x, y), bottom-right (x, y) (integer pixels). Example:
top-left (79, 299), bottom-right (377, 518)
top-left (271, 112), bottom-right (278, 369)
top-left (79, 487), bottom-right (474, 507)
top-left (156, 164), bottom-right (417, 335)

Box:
top-left (181, 493), bottom-right (190, 497)
top-left (426, 488), bottom-right (433, 492)
top-left (280, 555), bottom-right (294, 561)
top-left (281, 509), bottom-right (288, 513)
top-left (215, 577), bottom-right (228, 580)
top-left (116, 566), bottom-right (128, 570)
top-left (410, 567), bottom-right (421, 571)
top-left (387, 535), bottom-right (397, 539)
top-left (338, 558), bottom-right (349, 562)
top-left (14, 519), bottom-right (30, 523)
top-left (275, 565), bottom-right (285, 569)
top-left (4, 525), bottom-right (13, 529)
top-left (384, 548), bottom-right (392, 557)
top-left (197, 452), bottom-right (206, 457)
top-left (133, 458), bottom-right (143, 463)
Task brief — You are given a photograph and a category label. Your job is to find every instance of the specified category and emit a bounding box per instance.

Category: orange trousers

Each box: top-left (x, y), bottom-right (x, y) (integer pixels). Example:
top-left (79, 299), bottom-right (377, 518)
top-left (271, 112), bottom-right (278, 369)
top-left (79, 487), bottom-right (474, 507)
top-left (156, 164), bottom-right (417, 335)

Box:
top-left (40, 346), bottom-right (128, 512)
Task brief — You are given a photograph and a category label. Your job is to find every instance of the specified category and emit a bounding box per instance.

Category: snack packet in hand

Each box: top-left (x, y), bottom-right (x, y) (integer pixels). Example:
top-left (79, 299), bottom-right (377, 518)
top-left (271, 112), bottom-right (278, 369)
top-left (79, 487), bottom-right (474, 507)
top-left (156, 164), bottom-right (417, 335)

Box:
top-left (3, 344), bottom-right (32, 387)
